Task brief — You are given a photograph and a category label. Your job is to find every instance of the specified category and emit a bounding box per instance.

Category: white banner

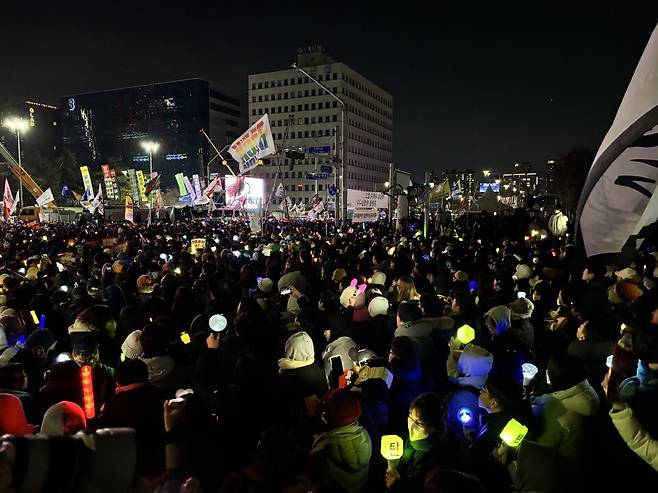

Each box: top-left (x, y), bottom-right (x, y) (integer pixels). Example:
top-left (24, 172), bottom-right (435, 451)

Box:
top-left (352, 209), bottom-right (379, 223)
top-left (347, 190), bottom-right (389, 210)
top-left (36, 188), bottom-right (55, 207)
top-left (229, 114), bottom-right (276, 175)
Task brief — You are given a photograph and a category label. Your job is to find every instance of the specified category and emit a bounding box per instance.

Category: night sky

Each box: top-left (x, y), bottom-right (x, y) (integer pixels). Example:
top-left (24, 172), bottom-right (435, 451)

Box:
top-left (2, 3), bottom-right (657, 180)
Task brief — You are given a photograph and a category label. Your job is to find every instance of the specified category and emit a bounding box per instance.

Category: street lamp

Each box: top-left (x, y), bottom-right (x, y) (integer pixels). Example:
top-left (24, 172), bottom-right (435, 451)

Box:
top-left (483, 170), bottom-right (490, 177)
top-left (292, 62), bottom-right (346, 226)
top-left (384, 181), bottom-right (390, 188)
top-left (2, 117), bottom-right (30, 210)
top-left (141, 141), bottom-right (160, 177)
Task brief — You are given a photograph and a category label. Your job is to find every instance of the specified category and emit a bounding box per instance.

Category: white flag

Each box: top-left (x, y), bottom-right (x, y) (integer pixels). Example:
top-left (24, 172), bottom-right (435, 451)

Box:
top-left (91, 183), bottom-right (104, 216)
top-left (229, 114), bottom-right (276, 174)
top-left (275, 183), bottom-right (285, 198)
top-left (204, 176), bottom-right (221, 197)
top-left (577, 22), bottom-right (658, 259)
top-left (36, 188), bottom-right (55, 208)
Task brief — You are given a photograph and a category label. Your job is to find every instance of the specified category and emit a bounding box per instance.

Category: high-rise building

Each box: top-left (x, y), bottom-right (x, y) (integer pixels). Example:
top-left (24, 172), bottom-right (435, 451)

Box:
top-left (0, 100), bottom-right (61, 160)
top-left (441, 169), bottom-right (478, 197)
top-left (248, 47), bottom-right (393, 207)
top-left (61, 79), bottom-right (244, 188)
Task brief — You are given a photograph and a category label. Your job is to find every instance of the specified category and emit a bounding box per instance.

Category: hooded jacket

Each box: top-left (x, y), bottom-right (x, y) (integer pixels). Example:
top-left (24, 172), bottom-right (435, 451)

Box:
top-left (0, 393), bottom-right (34, 435)
top-left (532, 379), bottom-right (600, 464)
top-left (448, 344), bottom-right (494, 389)
top-left (610, 405), bottom-right (658, 472)
top-left (309, 422), bottom-right (372, 493)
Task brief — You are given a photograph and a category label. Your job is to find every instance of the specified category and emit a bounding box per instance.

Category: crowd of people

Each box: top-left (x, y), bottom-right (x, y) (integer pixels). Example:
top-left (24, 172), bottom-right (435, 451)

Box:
top-left (0, 210), bottom-right (657, 492)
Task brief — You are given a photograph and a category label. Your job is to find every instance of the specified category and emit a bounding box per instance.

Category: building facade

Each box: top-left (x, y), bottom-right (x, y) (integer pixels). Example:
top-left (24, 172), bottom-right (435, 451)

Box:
top-left (61, 79), bottom-right (243, 189)
top-left (0, 100), bottom-right (61, 160)
top-left (441, 169), bottom-right (479, 197)
top-left (248, 47), bottom-right (393, 207)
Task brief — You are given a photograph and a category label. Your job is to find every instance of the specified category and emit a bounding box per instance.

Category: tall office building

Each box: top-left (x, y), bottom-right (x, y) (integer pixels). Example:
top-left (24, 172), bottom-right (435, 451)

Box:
top-left (248, 46), bottom-right (393, 207)
top-left (0, 100), bottom-right (61, 160)
top-left (441, 169), bottom-right (478, 197)
top-left (61, 79), bottom-right (244, 189)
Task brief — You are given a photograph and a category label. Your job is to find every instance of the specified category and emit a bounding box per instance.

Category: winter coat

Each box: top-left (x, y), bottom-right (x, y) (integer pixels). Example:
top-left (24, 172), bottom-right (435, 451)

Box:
top-left (394, 318), bottom-right (447, 391)
top-left (309, 422), bottom-right (372, 492)
top-left (276, 362), bottom-right (328, 420)
top-left (98, 383), bottom-right (168, 478)
top-left (567, 339), bottom-right (614, 386)
top-left (532, 379), bottom-right (599, 465)
top-left (389, 366), bottom-right (423, 436)
top-left (510, 318), bottom-right (535, 353)
top-left (610, 406), bottom-right (658, 472)
top-left (619, 361), bottom-right (658, 437)
top-left (448, 344), bottom-right (493, 389)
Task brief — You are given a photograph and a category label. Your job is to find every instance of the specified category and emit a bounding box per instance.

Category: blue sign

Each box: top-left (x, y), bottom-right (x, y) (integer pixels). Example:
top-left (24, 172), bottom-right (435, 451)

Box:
top-left (306, 173), bottom-right (330, 180)
top-left (308, 145), bottom-right (332, 155)
top-left (328, 185), bottom-right (337, 196)
top-left (320, 165), bottom-right (334, 174)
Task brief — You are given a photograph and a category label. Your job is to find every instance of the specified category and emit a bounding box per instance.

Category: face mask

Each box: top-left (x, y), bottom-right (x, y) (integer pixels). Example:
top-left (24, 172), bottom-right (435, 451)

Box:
top-left (408, 413), bottom-right (429, 441)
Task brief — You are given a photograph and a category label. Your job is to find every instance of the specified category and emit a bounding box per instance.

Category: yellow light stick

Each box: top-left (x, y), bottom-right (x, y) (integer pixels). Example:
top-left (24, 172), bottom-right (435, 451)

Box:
top-left (30, 310), bottom-right (39, 325)
top-left (180, 332), bottom-right (191, 344)
top-left (499, 419), bottom-right (528, 447)
top-left (456, 324), bottom-right (475, 345)
top-left (380, 434), bottom-right (404, 472)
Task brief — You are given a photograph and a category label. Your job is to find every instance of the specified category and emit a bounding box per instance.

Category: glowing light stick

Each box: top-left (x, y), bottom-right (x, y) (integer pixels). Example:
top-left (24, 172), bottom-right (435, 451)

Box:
top-left (499, 419), bottom-right (528, 447)
top-left (380, 434), bottom-right (404, 472)
top-left (81, 365), bottom-right (95, 419)
top-left (456, 324), bottom-right (475, 345)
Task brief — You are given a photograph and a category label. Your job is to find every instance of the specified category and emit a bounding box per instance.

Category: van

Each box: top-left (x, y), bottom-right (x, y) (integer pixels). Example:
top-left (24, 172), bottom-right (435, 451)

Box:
top-left (17, 207), bottom-right (40, 222)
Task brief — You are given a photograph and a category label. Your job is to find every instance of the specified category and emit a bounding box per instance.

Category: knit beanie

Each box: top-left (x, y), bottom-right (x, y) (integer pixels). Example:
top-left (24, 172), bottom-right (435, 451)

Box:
top-left (40, 401), bottom-right (87, 436)
top-left (257, 277), bottom-right (274, 294)
top-left (0, 393), bottom-right (34, 435)
top-left (121, 330), bottom-right (143, 359)
top-left (370, 272), bottom-right (386, 286)
top-left (514, 264), bottom-right (533, 281)
top-left (322, 388), bottom-right (362, 427)
top-left (368, 296), bottom-right (390, 318)
top-left (509, 298), bottom-right (534, 320)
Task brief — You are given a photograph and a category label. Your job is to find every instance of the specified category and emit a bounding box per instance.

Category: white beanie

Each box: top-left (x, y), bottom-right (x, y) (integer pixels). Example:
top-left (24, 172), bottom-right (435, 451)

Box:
top-left (370, 272), bottom-right (386, 286)
top-left (121, 330), bottom-right (143, 359)
top-left (368, 296), bottom-right (390, 318)
top-left (284, 331), bottom-right (315, 361)
top-left (514, 264), bottom-right (533, 281)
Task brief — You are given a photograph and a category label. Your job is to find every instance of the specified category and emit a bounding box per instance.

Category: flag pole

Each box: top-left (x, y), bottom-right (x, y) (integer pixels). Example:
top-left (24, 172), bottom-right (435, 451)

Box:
top-left (200, 129), bottom-right (235, 176)
top-left (264, 113), bottom-right (294, 219)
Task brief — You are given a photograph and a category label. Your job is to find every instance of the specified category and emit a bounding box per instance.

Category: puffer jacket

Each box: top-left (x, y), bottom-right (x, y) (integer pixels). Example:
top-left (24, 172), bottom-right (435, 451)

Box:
top-left (309, 422), bottom-right (372, 492)
top-left (533, 379), bottom-right (600, 464)
top-left (610, 405), bottom-right (658, 472)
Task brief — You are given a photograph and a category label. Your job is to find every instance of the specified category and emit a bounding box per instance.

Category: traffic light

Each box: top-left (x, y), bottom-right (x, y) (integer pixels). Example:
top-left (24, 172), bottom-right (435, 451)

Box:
top-left (285, 149), bottom-right (305, 161)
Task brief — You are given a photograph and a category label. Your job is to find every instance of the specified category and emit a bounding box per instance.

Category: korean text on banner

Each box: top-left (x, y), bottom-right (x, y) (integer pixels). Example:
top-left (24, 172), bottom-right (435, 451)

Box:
top-left (80, 166), bottom-right (94, 196)
top-left (346, 190), bottom-right (389, 210)
top-left (183, 176), bottom-right (197, 200)
top-left (190, 238), bottom-right (206, 255)
top-left (101, 165), bottom-right (114, 199)
top-left (352, 209), bottom-right (379, 223)
top-left (175, 173), bottom-right (187, 197)
top-left (136, 170), bottom-right (148, 205)
top-left (228, 114), bottom-right (276, 175)
top-left (127, 169), bottom-right (140, 206)
top-left (110, 169), bottom-right (119, 200)
top-left (36, 188), bottom-right (55, 207)
top-left (192, 174), bottom-right (202, 198)
top-left (124, 195), bottom-right (134, 223)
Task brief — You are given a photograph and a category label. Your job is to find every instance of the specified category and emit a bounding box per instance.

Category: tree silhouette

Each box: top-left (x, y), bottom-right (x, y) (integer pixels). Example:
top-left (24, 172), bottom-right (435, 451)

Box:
top-left (550, 147), bottom-right (594, 216)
